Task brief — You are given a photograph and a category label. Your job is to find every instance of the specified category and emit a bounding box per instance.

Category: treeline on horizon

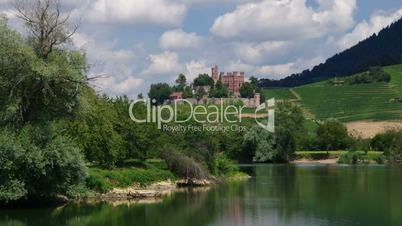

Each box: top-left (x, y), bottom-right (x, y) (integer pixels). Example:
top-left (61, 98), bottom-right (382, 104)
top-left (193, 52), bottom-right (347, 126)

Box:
top-left (260, 17), bottom-right (402, 87)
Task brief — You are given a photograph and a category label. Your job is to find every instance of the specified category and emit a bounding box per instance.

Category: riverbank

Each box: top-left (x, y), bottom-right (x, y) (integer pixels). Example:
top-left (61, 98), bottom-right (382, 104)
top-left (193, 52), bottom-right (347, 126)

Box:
top-left (84, 173), bottom-right (251, 204)
top-left (293, 151), bottom-right (387, 165)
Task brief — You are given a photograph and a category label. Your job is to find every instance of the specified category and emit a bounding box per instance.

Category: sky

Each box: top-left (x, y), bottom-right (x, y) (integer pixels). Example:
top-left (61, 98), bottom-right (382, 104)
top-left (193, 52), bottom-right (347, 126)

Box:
top-left (1, 0), bottom-right (402, 97)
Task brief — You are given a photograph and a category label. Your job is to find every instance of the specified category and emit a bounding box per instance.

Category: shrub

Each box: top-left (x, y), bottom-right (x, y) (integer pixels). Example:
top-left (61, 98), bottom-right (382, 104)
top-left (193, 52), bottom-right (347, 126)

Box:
top-left (351, 137), bottom-right (371, 153)
top-left (375, 155), bottom-right (387, 164)
top-left (0, 126), bottom-right (87, 202)
top-left (161, 149), bottom-right (209, 180)
top-left (338, 151), bottom-right (365, 164)
top-left (240, 82), bottom-right (255, 98)
top-left (316, 120), bottom-right (351, 151)
top-left (86, 170), bottom-right (113, 193)
top-left (213, 153), bottom-right (239, 176)
top-left (371, 131), bottom-right (397, 152)
top-left (348, 67), bottom-right (391, 84)
top-left (370, 130), bottom-right (402, 163)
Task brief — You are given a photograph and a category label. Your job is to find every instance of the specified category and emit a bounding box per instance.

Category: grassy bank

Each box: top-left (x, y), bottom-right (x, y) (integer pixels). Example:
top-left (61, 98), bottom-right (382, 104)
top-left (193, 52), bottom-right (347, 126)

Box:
top-left (86, 159), bottom-right (176, 193)
top-left (86, 158), bottom-right (249, 194)
top-left (87, 167), bottom-right (175, 193)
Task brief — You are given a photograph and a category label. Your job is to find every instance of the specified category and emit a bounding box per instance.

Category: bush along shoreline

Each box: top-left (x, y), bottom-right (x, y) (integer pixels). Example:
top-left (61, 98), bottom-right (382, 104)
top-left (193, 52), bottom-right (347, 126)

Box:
top-left (82, 154), bottom-right (250, 203)
top-left (1, 150), bottom-right (249, 208)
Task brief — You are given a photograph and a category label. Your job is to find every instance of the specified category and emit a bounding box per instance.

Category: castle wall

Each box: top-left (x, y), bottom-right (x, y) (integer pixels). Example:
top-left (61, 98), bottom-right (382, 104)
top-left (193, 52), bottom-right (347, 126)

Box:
top-left (168, 94), bottom-right (261, 108)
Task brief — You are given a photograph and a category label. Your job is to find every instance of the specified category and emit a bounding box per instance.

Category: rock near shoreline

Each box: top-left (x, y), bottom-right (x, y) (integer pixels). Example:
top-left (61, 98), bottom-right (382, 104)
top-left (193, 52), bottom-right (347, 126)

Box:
top-left (99, 179), bottom-right (216, 202)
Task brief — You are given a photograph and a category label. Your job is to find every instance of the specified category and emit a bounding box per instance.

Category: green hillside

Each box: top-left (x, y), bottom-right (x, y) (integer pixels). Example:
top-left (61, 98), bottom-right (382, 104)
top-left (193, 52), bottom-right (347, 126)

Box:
top-left (263, 65), bottom-right (402, 122)
top-left (263, 88), bottom-right (297, 100)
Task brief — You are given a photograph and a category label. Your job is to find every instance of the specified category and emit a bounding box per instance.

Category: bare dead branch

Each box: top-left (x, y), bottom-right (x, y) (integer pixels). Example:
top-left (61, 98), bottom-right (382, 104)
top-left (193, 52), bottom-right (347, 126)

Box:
top-left (12, 0), bottom-right (79, 59)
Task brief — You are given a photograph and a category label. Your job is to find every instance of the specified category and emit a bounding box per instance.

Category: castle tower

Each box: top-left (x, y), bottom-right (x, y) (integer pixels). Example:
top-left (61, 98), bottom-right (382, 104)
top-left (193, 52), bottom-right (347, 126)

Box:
top-left (211, 65), bottom-right (219, 84)
top-left (219, 72), bottom-right (224, 80)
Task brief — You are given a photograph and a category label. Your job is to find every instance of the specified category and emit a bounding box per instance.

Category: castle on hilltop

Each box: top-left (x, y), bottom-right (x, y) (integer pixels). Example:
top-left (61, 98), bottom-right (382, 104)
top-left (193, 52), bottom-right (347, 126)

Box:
top-left (169, 65), bottom-right (260, 107)
top-left (211, 65), bottom-right (245, 95)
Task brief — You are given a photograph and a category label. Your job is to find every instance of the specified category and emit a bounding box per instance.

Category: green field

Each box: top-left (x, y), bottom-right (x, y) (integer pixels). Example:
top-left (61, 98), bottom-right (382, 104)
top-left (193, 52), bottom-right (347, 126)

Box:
top-left (263, 88), bottom-right (297, 100)
top-left (264, 65), bottom-right (402, 122)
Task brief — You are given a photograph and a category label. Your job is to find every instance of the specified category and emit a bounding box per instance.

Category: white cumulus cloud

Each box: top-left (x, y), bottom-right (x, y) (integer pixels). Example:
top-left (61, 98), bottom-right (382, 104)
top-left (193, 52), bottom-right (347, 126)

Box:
top-left (85, 0), bottom-right (186, 26)
top-left (211, 0), bottom-right (356, 41)
top-left (232, 41), bottom-right (289, 64)
top-left (94, 76), bottom-right (144, 96)
top-left (334, 9), bottom-right (402, 50)
top-left (142, 51), bottom-right (183, 78)
top-left (160, 29), bottom-right (203, 49)
top-left (185, 60), bottom-right (210, 81)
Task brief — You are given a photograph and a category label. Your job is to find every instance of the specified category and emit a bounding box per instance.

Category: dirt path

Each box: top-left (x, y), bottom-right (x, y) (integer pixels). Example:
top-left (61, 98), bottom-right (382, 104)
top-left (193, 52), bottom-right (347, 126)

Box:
top-left (346, 120), bottom-right (402, 138)
top-left (289, 88), bottom-right (316, 119)
top-left (239, 113), bottom-right (267, 119)
top-left (289, 88), bottom-right (301, 101)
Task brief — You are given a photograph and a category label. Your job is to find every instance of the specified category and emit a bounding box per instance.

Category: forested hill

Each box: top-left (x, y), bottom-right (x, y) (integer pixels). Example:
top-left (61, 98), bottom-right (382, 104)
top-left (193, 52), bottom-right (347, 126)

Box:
top-left (260, 17), bottom-right (402, 88)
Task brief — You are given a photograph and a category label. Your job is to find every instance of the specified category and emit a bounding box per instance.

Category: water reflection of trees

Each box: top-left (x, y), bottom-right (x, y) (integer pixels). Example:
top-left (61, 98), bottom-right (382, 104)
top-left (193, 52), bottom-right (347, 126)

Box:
top-left (0, 188), bottom-right (221, 226)
top-left (249, 164), bottom-right (402, 226)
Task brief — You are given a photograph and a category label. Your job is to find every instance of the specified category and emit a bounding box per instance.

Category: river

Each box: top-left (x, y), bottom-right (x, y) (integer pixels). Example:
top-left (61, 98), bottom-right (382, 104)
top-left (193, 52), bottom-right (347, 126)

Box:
top-left (1, 164), bottom-right (402, 226)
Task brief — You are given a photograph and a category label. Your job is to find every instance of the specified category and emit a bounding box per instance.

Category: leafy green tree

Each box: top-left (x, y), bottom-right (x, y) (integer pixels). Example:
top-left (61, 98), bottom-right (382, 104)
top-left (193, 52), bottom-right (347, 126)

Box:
top-left (0, 124), bottom-right (87, 202)
top-left (0, 5), bottom-right (89, 203)
top-left (0, 18), bottom-right (88, 126)
top-left (243, 126), bottom-right (276, 162)
top-left (242, 102), bottom-right (305, 163)
top-left (195, 87), bottom-right (206, 101)
top-left (148, 83), bottom-right (172, 104)
top-left (240, 82), bottom-right (255, 98)
top-left (137, 93), bottom-right (144, 99)
top-left (258, 89), bottom-right (266, 104)
top-left (348, 67), bottom-right (391, 84)
top-left (209, 81), bottom-right (229, 98)
top-left (112, 96), bottom-right (161, 161)
top-left (183, 86), bottom-right (194, 98)
top-left (316, 120), bottom-right (351, 151)
top-left (174, 74), bottom-right (187, 91)
top-left (371, 131), bottom-right (396, 152)
top-left (218, 130), bottom-right (245, 161)
top-left (249, 76), bottom-right (259, 87)
top-left (388, 133), bottom-right (402, 163)
top-left (193, 74), bottom-right (214, 87)
top-left (69, 92), bottom-right (124, 167)
top-left (273, 102), bottom-right (305, 162)
top-left (370, 130), bottom-right (402, 163)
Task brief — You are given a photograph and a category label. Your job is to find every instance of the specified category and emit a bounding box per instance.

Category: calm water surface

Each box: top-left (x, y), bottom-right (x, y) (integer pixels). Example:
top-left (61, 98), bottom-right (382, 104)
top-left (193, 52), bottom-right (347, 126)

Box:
top-left (1, 164), bottom-right (402, 226)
